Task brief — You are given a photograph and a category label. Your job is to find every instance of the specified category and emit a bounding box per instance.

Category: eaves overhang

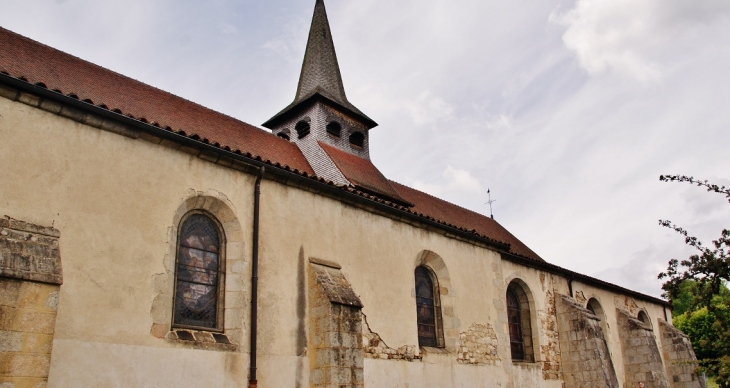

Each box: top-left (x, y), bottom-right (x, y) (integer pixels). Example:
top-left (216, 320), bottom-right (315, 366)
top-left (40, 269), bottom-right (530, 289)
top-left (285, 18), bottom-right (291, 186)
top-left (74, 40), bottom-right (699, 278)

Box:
top-left (262, 91), bottom-right (378, 130)
top-left (501, 252), bottom-right (671, 308)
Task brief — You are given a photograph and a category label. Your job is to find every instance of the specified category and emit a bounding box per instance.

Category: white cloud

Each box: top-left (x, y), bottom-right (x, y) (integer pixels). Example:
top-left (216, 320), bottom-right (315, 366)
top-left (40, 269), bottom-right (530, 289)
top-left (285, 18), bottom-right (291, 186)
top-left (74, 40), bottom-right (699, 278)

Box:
top-left (550, 0), bottom-right (730, 82)
top-left (405, 91), bottom-right (456, 126)
top-left (411, 166), bottom-right (482, 201)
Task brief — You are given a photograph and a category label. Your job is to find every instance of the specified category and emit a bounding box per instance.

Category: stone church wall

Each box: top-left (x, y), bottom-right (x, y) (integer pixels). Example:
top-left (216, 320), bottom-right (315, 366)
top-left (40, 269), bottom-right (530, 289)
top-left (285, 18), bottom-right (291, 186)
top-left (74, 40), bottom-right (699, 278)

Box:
top-left (0, 87), bottom-right (698, 388)
top-left (0, 94), bottom-right (254, 387)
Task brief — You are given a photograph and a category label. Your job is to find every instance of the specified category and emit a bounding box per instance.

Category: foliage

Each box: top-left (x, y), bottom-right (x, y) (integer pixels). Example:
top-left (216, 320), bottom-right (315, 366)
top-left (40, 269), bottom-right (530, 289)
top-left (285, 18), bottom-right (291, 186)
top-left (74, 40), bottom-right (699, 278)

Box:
top-left (658, 175), bottom-right (730, 384)
top-left (673, 292), bottom-right (730, 362)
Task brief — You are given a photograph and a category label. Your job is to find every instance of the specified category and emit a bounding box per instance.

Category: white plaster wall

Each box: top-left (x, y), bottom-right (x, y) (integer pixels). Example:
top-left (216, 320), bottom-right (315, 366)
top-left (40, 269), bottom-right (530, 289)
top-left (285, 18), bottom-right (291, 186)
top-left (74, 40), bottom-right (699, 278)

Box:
top-left (48, 339), bottom-right (249, 387)
top-left (0, 97), bottom-right (256, 386)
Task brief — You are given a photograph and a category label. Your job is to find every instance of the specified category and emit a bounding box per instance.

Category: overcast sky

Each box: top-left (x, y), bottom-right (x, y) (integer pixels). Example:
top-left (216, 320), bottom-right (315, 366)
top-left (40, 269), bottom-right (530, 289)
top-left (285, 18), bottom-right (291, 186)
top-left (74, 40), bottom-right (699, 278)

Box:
top-left (3, 0), bottom-right (729, 298)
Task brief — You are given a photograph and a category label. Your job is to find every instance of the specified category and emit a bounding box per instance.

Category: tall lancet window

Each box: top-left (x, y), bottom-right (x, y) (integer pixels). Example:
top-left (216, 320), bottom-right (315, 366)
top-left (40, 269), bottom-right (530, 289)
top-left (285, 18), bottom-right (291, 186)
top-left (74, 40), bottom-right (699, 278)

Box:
top-left (173, 213), bottom-right (224, 330)
top-left (415, 266), bottom-right (444, 347)
top-left (507, 288), bottom-right (525, 360)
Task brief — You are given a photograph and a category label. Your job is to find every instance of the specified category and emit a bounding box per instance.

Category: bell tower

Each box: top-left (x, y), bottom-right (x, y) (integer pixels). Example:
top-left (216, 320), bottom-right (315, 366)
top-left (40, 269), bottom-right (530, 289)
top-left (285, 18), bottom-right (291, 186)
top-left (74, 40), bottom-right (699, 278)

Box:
top-left (263, 0), bottom-right (378, 183)
top-left (264, 0), bottom-right (410, 206)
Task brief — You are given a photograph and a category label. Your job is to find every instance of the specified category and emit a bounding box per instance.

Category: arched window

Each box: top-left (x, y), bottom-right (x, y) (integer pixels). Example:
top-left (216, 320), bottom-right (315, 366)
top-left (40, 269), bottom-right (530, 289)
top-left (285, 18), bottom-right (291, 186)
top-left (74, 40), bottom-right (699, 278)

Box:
top-left (507, 281), bottom-right (534, 362)
top-left (326, 121), bottom-right (341, 137)
top-left (637, 310), bottom-right (651, 327)
top-left (415, 266), bottom-right (444, 347)
top-left (587, 298), bottom-right (611, 342)
top-left (173, 213), bottom-right (224, 330)
top-left (277, 132), bottom-right (290, 141)
top-left (295, 120), bottom-right (310, 139)
top-left (349, 131), bottom-right (364, 147)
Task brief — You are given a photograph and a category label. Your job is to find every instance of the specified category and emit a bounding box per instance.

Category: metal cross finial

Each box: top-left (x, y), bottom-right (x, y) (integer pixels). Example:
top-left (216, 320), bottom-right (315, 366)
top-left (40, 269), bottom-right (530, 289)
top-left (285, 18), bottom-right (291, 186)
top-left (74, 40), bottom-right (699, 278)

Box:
top-left (486, 189), bottom-right (496, 219)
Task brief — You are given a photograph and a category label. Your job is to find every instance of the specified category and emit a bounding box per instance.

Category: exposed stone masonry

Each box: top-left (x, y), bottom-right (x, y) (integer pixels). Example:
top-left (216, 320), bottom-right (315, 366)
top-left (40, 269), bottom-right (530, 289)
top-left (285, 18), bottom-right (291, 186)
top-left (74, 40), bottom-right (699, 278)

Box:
top-left (658, 320), bottom-right (706, 388)
top-left (456, 323), bottom-right (500, 366)
top-left (0, 219), bottom-right (62, 388)
top-left (0, 218), bottom-right (62, 285)
top-left (538, 273), bottom-right (561, 380)
top-left (617, 308), bottom-right (670, 388)
top-left (361, 330), bottom-right (417, 362)
top-left (308, 259), bottom-right (364, 387)
top-left (556, 294), bottom-right (619, 388)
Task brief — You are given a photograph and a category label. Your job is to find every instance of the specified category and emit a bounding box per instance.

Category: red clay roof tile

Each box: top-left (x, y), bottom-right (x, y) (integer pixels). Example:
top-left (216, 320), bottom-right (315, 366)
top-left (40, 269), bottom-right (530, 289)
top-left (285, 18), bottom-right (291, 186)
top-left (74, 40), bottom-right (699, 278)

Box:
top-left (318, 142), bottom-right (409, 204)
top-left (389, 181), bottom-right (543, 261)
top-left (0, 27), bottom-right (314, 175)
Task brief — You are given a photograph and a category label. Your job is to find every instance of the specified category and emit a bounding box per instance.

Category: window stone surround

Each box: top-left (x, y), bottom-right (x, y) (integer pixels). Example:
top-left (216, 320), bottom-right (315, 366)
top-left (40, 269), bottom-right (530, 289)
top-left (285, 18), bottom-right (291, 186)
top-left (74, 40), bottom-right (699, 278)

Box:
top-left (149, 191), bottom-right (247, 351)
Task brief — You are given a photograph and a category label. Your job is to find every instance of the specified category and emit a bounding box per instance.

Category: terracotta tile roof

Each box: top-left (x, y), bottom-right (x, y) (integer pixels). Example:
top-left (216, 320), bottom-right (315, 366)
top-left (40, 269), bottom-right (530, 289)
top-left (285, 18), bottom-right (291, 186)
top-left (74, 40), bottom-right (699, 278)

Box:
top-left (318, 142), bottom-right (409, 204)
top-left (389, 181), bottom-right (544, 261)
top-left (0, 26), bottom-right (541, 262)
top-left (0, 27), bottom-right (314, 175)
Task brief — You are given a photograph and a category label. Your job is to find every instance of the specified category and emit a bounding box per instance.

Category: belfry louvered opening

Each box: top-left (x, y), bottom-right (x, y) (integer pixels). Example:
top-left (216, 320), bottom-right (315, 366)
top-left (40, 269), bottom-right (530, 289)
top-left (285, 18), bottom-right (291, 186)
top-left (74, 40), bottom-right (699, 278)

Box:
top-left (296, 120), bottom-right (311, 139)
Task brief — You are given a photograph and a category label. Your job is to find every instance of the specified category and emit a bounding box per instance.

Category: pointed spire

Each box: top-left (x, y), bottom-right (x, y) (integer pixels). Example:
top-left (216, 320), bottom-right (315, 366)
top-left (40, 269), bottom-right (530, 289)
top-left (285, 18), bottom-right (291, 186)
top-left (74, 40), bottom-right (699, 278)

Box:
top-left (295, 0), bottom-right (348, 105)
top-left (263, 0), bottom-right (376, 129)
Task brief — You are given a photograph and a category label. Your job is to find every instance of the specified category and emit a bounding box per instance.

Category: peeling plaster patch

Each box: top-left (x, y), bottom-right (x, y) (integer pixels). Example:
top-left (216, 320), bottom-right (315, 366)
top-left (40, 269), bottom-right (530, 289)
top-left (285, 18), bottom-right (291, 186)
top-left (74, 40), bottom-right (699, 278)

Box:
top-left (614, 295), bottom-right (640, 315)
top-left (539, 273), bottom-right (547, 291)
top-left (574, 290), bottom-right (586, 305)
top-left (362, 313), bottom-right (419, 361)
top-left (456, 323), bottom-right (500, 366)
top-left (538, 283), bottom-right (561, 380)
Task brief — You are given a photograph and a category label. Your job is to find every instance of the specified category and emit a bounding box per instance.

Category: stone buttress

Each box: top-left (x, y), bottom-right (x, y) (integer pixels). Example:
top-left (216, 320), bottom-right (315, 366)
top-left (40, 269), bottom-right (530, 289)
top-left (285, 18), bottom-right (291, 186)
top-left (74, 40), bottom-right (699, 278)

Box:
top-left (308, 258), bottom-right (364, 388)
top-left (0, 218), bottom-right (62, 387)
top-left (556, 294), bottom-right (619, 388)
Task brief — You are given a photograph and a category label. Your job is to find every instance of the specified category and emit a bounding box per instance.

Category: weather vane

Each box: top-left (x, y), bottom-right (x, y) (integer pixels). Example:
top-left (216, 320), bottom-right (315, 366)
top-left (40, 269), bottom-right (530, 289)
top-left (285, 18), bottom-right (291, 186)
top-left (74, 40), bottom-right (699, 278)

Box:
top-left (486, 189), bottom-right (496, 219)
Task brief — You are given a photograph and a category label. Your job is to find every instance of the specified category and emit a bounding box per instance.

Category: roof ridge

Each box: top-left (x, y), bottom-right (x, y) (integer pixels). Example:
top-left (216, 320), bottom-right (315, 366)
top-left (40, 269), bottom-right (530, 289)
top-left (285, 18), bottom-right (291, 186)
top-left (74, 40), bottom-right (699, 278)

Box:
top-left (388, 179), bottom-right (495, 223)
top-left (388, 179), bottom-right (543, 261)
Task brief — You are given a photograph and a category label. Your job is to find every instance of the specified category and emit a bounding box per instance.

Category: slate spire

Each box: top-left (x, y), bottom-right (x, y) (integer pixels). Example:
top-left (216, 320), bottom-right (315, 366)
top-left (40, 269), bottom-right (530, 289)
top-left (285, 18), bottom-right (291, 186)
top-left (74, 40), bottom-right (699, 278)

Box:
top-left (296, 0), bottom-right (348, 106)
top-left (263, 0), bottom-right (376, 129)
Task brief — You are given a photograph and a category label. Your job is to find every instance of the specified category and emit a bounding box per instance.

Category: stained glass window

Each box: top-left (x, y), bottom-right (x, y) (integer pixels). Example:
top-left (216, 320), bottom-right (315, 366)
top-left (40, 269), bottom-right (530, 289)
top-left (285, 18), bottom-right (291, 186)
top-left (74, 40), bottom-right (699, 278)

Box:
top-left (507, 288), bottom-right (525, 361)
top-left (174, 214), bottom-right (222, 330)
top-left (415, 266), bottom-right (441, 347)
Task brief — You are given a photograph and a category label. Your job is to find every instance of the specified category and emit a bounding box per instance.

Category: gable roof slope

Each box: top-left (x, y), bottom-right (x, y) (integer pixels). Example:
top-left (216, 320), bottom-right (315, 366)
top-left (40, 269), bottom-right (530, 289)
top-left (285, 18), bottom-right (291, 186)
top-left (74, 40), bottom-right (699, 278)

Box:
top-left (318, 142), bottom-right (411, 205)
top-left (0, 27), bottom-right (315, 175)
top-left (390, 181), bottom-right (543, 261)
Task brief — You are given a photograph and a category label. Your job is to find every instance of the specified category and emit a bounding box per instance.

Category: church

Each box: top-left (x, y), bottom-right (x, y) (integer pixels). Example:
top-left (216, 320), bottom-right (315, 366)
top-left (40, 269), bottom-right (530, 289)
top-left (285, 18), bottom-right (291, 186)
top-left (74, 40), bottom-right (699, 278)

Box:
top-left (0, 1), bottom-right (705, 387)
